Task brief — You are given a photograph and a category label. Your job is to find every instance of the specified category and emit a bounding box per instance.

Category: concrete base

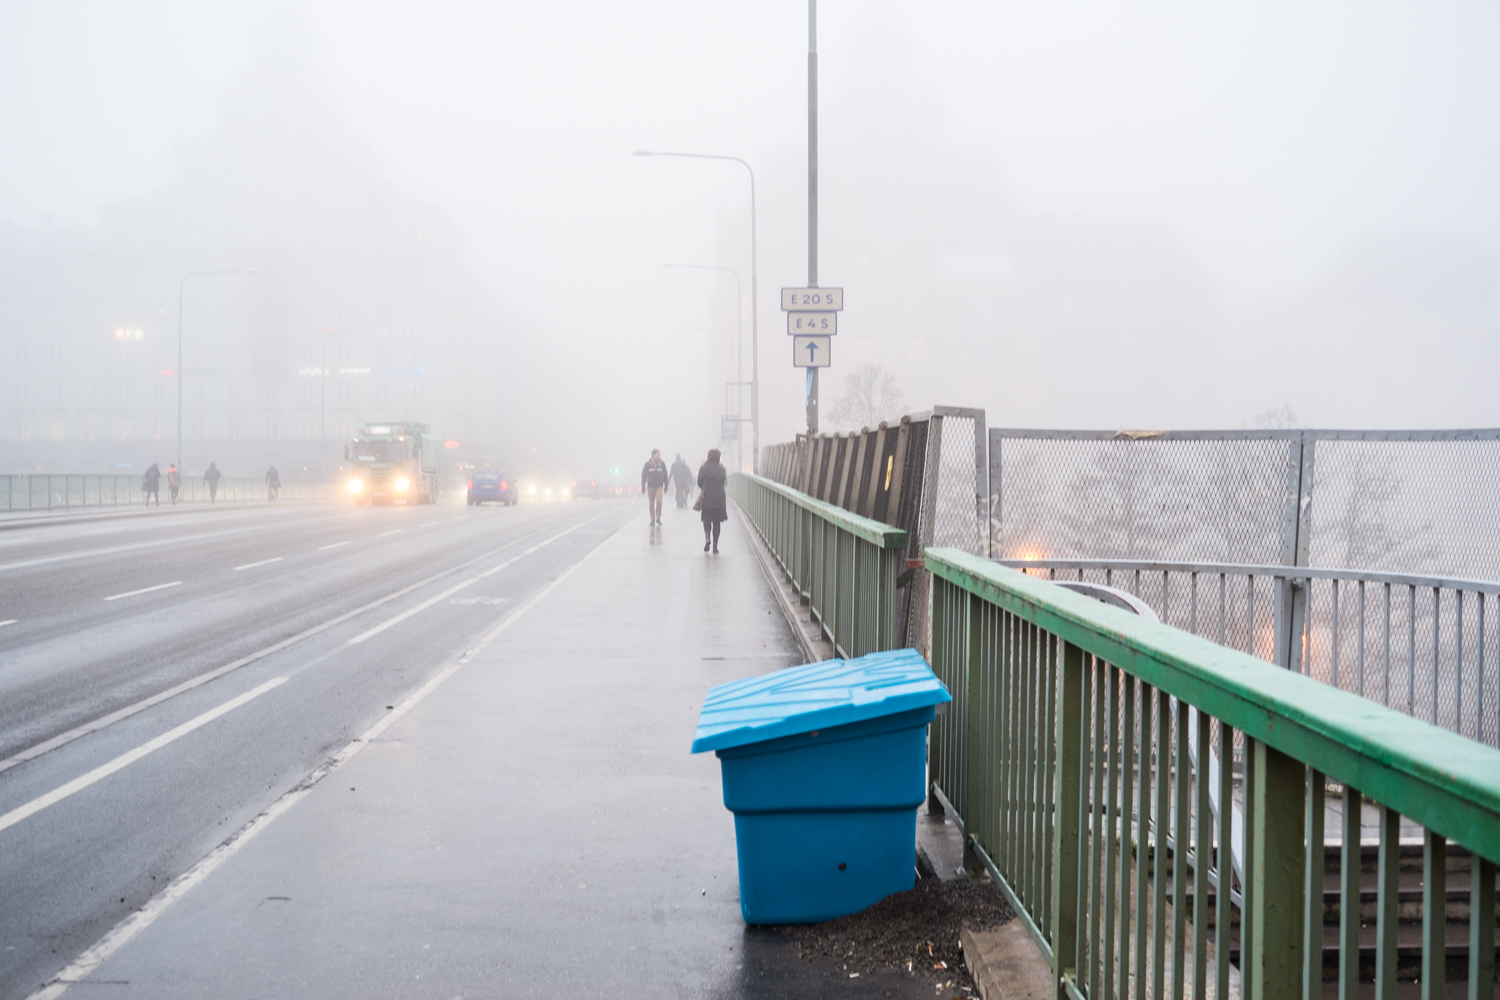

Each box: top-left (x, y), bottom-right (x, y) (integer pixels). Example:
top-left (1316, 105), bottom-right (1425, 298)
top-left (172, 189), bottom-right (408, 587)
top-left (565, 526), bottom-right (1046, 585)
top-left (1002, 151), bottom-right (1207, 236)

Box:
top-left (961, 923), bottom-right (1056, 1000)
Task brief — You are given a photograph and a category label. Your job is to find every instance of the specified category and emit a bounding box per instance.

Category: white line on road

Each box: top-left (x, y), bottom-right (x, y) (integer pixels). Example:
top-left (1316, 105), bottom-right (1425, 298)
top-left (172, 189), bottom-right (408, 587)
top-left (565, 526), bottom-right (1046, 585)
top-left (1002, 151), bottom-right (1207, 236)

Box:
top-left (25, 520), bottom-right (625, 1000)
top-left (102, 581), bottom-right (182, 602)
top-left (0, 509), bottom-right (599, 776)
top-left (419, 521), bottom-right (439, 527)
top-left (317, 541), bottom-right (350, 551)
top-left (376, 529), bottom-right (401, 537)
top-left (0, 677), bottom-right (288, 838)
top-left (345, 518), bottom-right (595, 644)
top-left (0, 619), bottom-right (16, 627)
top-left (233, 557), bottom-right (283, 571)
top-left (0, 513), bottom-right (337, 574)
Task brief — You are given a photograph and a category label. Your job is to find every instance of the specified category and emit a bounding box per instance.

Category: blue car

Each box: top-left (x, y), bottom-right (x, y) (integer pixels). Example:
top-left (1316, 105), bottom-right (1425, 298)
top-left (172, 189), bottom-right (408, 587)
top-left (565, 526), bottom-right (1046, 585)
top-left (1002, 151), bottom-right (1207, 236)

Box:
top-left (467, 471), bottom-right (516, 506)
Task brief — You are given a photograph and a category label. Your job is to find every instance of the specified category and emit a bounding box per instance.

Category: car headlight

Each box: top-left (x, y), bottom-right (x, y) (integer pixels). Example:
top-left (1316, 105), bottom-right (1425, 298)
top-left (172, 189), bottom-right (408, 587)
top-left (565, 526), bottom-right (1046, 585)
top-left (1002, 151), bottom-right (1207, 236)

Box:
top-left (348, 479), bottom-right (363, 493)
top-left (562, 488), bottom-right (570, 496)
top-left (544, 487), bottom-right (552, 496)
top-left (395, 477), bottom-right (409, 491)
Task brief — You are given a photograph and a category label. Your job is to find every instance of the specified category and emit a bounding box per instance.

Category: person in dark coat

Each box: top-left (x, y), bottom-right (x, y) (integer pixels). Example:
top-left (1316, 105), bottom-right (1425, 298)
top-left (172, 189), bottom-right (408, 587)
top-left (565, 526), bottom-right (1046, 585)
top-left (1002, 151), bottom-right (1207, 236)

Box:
top-left (669, 453), bottom-right (693, 509)
top-left (142, 463), bottom-right (161, 506)
top-left (204, 462), bottom-right (222, 503)
top-left (697, 448), bottom-right (728, 553)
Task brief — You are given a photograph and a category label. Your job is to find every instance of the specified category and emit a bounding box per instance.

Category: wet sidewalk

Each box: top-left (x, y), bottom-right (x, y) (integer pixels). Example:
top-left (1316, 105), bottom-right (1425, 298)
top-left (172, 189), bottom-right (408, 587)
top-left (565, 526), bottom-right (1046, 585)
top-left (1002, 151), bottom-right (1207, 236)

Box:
top-left (47, 502), bottom-right (936, 999)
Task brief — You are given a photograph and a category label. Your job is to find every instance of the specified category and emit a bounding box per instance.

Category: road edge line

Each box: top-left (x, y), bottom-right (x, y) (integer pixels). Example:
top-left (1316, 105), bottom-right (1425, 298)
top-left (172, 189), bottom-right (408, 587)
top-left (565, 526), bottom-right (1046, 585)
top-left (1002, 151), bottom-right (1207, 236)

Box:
top-left (25, 515), bottom-right (626, 1000)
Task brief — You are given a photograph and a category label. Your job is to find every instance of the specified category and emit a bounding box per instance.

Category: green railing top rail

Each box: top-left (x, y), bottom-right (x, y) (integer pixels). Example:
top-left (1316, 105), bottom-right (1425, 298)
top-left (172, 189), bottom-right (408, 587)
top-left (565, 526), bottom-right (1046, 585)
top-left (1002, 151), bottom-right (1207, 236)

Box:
top-left (731, 472), bottom-right (907, 550)
top-left (926, 546), bottom-right (1500, 865)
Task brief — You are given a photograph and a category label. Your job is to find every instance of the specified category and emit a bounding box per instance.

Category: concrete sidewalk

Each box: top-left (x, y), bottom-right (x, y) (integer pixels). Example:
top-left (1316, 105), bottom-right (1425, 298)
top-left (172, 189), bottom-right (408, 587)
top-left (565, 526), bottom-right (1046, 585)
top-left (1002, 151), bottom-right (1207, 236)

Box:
top-left (42, 501), bottom-right (935, 999)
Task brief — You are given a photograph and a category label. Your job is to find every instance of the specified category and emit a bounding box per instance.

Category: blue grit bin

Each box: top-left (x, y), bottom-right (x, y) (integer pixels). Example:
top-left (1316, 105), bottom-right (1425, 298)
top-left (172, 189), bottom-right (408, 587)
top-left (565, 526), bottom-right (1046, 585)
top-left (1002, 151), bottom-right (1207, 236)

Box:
top-left (691, 648), bottom-right (951, 925)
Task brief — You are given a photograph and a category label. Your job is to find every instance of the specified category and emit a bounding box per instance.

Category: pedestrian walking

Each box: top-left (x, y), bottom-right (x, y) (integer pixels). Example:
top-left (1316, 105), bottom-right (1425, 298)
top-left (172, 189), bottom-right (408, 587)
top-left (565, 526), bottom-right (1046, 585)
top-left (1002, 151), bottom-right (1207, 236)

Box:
top-left (265, 465), bottom-right (281, 502)
top-left (641, 449), bottom-right (669, 525)
top-left (204, 462), bottom-right (222, 503)
top-left (167, 464), bottom-right (181, 505)
top-left (669, 453), bottom-right (692, 509)
top-left (697, 448), bottom-right (728, 553)
top-left (142, 463), bottom-right (161, 507)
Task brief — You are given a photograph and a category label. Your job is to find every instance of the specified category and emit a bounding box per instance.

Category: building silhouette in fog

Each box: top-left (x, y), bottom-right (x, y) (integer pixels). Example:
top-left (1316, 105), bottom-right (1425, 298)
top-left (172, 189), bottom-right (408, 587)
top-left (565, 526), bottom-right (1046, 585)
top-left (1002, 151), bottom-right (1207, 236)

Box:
top-left (0, 15), bottom-right (510, 478)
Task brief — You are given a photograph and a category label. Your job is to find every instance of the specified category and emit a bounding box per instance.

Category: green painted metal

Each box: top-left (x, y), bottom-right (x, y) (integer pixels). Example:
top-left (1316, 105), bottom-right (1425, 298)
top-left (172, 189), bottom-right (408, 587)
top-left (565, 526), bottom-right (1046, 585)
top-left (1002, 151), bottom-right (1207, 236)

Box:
top-left (1375, 805), bottom-right (1400, 1000)
top-left (1304, 770), bottom-right (1326, 1000)
top-left (732, 472), bottom-right (905, 548)
top-left (1054, 640), bottom-right (1086, 1000)
top-left (1423, 832), bottom-right (1447, 1000)
top-left (1249, 740), bottom-right (1305, 1000)
top-left (1340, 787), bottom-right (1362, 1000)
top-left (925, 548), bottom-right (1500, 866)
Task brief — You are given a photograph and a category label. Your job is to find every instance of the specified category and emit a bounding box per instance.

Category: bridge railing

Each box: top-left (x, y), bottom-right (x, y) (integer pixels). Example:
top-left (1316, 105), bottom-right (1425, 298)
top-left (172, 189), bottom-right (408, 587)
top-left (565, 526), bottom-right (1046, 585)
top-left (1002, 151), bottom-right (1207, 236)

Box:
top-left (927, 546), bottom-right (1500, 1000)
top-left (729, 472), bottom-right (906, 659)
top-left (1, 474), bottom-right (341, 510)
top-left (1002, 558), bottom-right (1500, 751)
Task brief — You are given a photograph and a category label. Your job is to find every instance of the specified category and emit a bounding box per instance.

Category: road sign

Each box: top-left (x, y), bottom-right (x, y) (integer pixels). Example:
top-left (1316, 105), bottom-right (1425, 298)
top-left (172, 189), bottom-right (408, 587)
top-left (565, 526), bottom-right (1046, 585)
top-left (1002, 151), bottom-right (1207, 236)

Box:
top-left (787, 312), bottom-right (836, 335)
top-left (792, 335), bottom-right (831, 368)
top-left (721, 417), bottom-right (740, 440)
top-left (781, 287), bottom-right (843, 311)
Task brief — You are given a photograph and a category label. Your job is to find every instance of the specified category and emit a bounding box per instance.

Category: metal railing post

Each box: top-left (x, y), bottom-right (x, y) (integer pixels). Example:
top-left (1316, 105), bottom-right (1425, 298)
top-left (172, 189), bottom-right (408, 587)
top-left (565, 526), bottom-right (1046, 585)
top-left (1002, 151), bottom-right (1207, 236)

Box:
top-left (1248, 738), bottom-right (1306, 1000)
top-left (1051, 639), bottom-right (1084, 999)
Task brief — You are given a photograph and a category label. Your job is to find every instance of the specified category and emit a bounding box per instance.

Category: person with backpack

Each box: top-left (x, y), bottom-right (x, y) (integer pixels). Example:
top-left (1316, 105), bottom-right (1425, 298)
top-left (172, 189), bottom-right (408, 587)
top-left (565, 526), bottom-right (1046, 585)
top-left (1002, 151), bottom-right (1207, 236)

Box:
top-left (167, 464), bottom-right (181, 505)
top-left (640, 449), bottom-right (669, 525)
top-left (142, 463), bottom-right (161, 507)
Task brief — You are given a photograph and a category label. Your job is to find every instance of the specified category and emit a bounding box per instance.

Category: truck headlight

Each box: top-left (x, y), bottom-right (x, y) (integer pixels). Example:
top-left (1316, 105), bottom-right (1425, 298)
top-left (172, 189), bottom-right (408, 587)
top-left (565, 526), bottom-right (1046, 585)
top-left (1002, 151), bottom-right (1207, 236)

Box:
top-left (348, 479), bottom-right (363, 493)
top-left (395, 477), bottom-right (409, 491)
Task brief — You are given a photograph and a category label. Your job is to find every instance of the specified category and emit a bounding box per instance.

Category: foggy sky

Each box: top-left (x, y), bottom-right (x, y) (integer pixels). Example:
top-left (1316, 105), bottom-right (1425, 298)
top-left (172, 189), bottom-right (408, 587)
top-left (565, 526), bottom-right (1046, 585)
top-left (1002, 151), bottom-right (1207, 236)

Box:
top-left (2, 1), bottom-right (1497, 469)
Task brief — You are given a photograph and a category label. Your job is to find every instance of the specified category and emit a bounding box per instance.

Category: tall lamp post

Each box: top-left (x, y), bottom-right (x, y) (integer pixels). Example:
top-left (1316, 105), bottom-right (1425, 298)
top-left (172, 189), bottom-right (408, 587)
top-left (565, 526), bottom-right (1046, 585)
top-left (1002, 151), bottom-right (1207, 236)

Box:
top-left (663, 264), bottom-right (748, 470)
top-left (178, 268), bottom-right (255, 474)
top-left (633, 150), bottom-right (760, 474)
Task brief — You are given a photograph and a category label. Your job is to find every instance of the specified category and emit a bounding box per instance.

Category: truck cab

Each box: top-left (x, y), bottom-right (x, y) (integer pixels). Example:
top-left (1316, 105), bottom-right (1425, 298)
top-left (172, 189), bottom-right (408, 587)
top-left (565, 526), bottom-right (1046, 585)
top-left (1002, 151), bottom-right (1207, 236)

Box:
top-left (345, 422), bottom-right (440, 505)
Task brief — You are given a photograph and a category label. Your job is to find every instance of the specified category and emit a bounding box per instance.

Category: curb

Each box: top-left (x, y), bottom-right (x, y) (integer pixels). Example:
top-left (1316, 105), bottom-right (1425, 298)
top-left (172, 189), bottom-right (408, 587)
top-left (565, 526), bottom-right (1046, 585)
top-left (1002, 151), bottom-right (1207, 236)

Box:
top-left (730, 501), bottom-right (835, 665)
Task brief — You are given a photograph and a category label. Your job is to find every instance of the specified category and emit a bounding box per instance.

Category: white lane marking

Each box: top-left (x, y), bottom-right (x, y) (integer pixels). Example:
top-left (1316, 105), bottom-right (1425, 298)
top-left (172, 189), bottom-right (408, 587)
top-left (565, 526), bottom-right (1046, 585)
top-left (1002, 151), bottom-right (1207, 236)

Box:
top-left (27, 519), bottom-right (625, 1000)
top-left (0, 677), bottom-right (288, 838)
top-left (0, 619), bottom-right (16, 627)
top-left (346, 519), bottom-right (594, 644)
top-left (317, 541), bottom-right (350, 551)
top-left (0, 514), bottom-right (336, 574)
top-left (419, 521), bottom-right (439, 528)
top-left (376, 529), bottom-right (401, 538)
top-left (233, 557), bottom-right (283, 571)
top-left (0, 513), bottom-right (595, 776)
top-left (451, 516), bottom-right (465, 521)
top-left (102, 581), bottom-right (182, 602)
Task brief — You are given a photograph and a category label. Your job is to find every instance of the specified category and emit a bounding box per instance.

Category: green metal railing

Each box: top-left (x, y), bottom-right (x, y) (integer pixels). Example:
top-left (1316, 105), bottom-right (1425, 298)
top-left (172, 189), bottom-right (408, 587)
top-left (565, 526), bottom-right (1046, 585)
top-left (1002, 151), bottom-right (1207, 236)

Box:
top-left (926, 546), bottom-right (1500, 1000)
top-left (730, 472), bottom-right (907, 659)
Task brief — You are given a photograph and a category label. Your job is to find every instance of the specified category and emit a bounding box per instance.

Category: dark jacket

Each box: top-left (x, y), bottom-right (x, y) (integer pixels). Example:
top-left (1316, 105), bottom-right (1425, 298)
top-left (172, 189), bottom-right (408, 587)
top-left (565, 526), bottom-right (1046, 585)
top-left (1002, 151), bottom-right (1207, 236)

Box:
top-left (669, 459), bottom-right (692, 491)
top-left (204, 464), bottom-right (221, 484)
top-left (143, 464), bottom-right (160, 489)
top-left (697, 460), bottom-right (728, 523)
top-left (641, 457), bottom-right (669, 490)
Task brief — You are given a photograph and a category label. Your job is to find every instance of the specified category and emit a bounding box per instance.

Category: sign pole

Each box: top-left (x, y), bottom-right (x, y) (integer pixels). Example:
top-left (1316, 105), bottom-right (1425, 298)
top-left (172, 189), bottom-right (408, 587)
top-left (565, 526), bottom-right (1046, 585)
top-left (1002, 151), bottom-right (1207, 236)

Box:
top-left (806, 0), bottom-right (819, 435)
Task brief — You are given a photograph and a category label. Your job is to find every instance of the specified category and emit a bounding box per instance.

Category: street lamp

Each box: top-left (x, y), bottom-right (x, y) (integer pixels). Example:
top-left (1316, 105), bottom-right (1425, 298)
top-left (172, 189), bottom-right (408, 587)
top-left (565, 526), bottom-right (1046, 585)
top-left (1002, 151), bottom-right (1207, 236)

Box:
top-left (178, 268), bottom-right (256, 474)
top-left (664, 264), bottom-right (748, 471)
top-left (634, 150), bottom-right (760, 474)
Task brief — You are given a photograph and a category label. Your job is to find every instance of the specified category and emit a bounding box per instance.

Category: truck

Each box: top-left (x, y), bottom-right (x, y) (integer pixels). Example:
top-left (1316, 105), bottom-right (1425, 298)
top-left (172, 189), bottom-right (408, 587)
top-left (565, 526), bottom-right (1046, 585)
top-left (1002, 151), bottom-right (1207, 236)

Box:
top-left (344, 421), bottom-right (440, 505)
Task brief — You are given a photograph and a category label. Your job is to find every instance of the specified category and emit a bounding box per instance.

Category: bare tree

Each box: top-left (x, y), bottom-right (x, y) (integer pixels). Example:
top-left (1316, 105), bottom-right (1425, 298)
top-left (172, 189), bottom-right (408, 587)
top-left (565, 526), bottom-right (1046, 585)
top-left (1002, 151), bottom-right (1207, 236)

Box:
top-left (1320, 450), bottom-right (1440, 571)
top-left (1056, 442), bottom-right (1198, 560)
top-left (826, 363), bottom-right (904, 431)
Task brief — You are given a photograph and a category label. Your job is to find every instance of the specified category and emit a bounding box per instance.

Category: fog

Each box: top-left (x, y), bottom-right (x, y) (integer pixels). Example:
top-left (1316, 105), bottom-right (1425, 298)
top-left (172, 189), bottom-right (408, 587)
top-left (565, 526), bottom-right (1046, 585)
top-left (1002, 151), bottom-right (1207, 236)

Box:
top-left (2, 1), bottom-right (1497, 479)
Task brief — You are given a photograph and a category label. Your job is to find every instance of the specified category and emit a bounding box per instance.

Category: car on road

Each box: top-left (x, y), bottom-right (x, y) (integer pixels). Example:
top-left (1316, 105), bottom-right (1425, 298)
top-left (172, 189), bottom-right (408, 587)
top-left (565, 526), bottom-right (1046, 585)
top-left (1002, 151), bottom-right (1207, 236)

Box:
top-left (570, 476), bottom-right (605, 500)
top-left (467, 471), bottom-right (516, 506)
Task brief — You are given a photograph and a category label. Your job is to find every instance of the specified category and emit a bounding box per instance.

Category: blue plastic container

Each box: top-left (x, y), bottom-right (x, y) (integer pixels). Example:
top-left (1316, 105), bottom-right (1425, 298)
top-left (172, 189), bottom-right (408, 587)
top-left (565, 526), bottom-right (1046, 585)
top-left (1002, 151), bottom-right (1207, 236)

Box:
top-left (692, 648), bottom-right (951, 924)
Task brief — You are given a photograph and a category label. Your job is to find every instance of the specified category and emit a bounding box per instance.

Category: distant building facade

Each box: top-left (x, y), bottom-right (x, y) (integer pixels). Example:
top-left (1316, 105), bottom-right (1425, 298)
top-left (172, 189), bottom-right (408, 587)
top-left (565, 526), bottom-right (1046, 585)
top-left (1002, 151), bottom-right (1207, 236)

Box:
top-left (0, 22), bottom-right (511, 478)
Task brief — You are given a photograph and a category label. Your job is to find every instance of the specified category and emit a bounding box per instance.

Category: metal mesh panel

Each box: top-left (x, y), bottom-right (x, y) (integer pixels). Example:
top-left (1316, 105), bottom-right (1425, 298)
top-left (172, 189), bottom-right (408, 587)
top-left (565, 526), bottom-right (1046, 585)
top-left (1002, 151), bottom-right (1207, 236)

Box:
top-left (991, 431), bottom-right (1298, 565)
top-left (1307, 433), bottom-right (1500, 579)
top-left (930, 412), bottom-right (985, 555)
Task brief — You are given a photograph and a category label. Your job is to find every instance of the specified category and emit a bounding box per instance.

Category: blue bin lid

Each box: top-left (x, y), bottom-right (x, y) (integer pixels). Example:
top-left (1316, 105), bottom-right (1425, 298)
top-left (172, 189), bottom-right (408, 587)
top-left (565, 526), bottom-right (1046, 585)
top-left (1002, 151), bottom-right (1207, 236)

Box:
top-left (691, 648), bottom-right (951, 754)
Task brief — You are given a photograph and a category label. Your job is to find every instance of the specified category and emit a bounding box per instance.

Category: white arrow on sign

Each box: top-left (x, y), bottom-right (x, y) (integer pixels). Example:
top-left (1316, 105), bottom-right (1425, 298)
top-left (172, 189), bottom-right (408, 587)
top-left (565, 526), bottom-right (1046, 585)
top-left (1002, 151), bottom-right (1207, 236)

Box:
top-left (788, 312), bottom-right (836, 335)
top-left (792, 335), bottom-right (831, 368)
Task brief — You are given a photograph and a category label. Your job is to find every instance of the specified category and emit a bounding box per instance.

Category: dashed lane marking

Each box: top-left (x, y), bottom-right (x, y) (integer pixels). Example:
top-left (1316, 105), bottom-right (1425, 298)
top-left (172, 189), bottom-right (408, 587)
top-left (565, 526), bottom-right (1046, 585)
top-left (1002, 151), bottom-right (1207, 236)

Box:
top-left (0, 677), bottom-right (288, 837)
top-left (102, 581), bottom-right (182, 602)
top-left (317, 541), bottom-right (350, 551)
top-left (0, 619), bottom-right (16, 627)
top-left (375, 530), bottom-right (401, 538)
top-left (233, 557), bottom-right (283, 571)
top-left (25, 515), bottom-right (628, 1000)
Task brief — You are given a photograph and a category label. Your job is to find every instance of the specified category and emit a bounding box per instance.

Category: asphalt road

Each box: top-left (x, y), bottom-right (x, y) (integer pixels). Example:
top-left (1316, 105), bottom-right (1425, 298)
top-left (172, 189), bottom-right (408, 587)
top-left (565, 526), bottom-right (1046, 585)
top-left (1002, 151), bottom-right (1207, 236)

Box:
top-left (0, 497), bottom-right (637, 999)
